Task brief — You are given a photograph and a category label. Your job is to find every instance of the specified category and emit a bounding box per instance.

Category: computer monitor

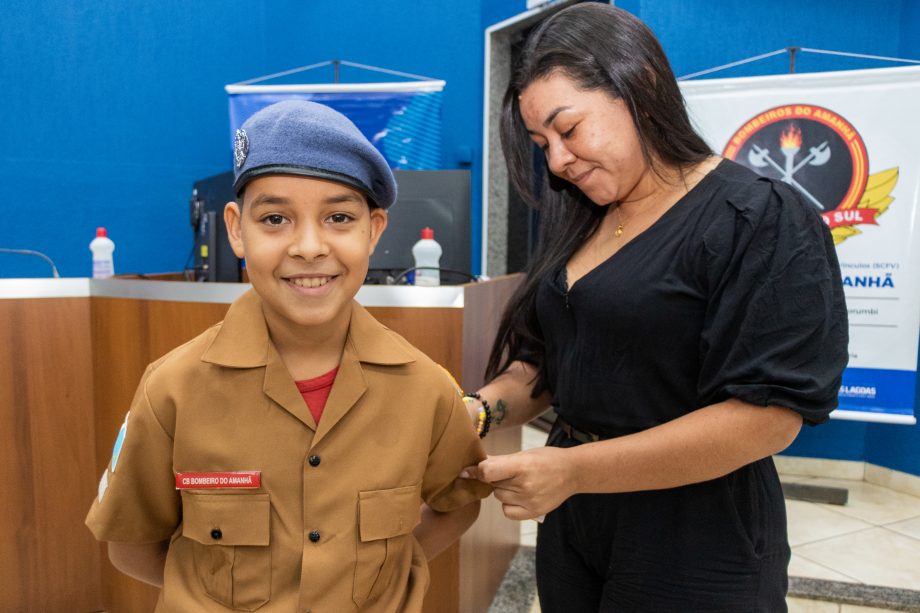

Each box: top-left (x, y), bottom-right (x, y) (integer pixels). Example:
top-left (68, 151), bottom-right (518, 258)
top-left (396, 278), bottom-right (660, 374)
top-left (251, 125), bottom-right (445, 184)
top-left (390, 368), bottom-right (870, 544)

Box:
top-left (369, 169), bottom-right (472, 284)
top-left (189, 171), bottom-right (241, 282)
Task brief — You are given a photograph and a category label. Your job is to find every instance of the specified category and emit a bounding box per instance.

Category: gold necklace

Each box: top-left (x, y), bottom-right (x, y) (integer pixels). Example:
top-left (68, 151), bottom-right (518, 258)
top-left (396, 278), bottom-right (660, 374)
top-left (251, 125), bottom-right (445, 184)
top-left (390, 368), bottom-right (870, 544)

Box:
top-left (614, 205), bottom-right (628, 237)
top-left (614, 201), bottom-right (652, 237)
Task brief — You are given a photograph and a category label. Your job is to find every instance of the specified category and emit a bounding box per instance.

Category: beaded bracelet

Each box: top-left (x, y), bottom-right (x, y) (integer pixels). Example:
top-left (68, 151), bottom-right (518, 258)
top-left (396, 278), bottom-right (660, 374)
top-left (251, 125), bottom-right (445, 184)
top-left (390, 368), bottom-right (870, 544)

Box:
top-left (463, 391), bottom-right (492, 439)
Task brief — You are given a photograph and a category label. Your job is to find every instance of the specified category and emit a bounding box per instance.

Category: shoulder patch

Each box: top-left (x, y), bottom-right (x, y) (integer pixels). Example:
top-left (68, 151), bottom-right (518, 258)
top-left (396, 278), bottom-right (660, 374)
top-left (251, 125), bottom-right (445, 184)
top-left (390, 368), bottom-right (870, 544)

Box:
top-left (110, 411), bottom-right (130, 472)
top-left (97, 469), bottom-right (109, 502)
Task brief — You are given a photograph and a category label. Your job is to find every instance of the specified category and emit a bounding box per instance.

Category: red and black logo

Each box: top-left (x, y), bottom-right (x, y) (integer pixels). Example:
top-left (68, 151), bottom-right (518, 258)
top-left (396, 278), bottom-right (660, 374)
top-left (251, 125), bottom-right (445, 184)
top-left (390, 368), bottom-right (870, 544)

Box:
top-left (723, 104), bottom-right (897, 244)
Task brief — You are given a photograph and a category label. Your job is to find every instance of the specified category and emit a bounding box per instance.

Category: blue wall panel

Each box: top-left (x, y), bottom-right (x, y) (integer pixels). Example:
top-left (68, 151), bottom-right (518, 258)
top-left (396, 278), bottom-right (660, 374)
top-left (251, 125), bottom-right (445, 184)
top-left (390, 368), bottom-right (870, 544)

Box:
top-left (0, 0), bottom-right (544, 279)
top-left (866, 420), bottom-right (920, 475)
top-left (633, 0), bottom-right (904, 78)
top-left (1, 1), bottom-right (269, 277)
top-left (783, 420), bottom-right (868, 462)
top-left (864, 341), bottom-right (920, 474)
top-left (900, 0), bottom-right (920, 58)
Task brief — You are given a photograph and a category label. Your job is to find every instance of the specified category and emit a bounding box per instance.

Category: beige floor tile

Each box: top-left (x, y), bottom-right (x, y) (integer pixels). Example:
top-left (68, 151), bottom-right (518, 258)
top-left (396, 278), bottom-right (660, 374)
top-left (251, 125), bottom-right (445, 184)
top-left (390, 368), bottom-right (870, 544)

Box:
top-left (840, 606), bottom-right (907, 613)
top-left (782, 475), bottom-right (815, 484)
top-left (786, 499), bottom-right (874, 546)
top-left (865, 463), bottom-right (920, 499)
top-left (803, 478), bottom-right (920, 525)
top-left (885, 514), bottom-right (920, 540)
top-left (521, 521), bottom-right (537, 548)
top-left (776, 455), bottom-right (865, 480)
top-left (522, 424), bottom-right (547, 451)
top-left (529, 595), bottom-right (541, 613)
top-left (788, 553), bottom-right (859, 582)
top-left (793, 526), bottom-right (920, 590)
top-left (786, 597), bottom-right (840, 612)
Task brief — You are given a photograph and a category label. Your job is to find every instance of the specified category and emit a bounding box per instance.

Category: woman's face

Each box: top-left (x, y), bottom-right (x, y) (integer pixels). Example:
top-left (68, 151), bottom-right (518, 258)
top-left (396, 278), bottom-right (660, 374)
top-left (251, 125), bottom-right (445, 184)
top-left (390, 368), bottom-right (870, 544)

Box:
top-left (519, 71), bottom-right (651, 206)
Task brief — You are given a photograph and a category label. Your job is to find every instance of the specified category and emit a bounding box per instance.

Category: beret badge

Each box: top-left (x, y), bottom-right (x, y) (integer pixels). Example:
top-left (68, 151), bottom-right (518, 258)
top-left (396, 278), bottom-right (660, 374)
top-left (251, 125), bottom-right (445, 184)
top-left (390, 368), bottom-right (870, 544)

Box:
top-left (234, 128), bottom-right (249, 169)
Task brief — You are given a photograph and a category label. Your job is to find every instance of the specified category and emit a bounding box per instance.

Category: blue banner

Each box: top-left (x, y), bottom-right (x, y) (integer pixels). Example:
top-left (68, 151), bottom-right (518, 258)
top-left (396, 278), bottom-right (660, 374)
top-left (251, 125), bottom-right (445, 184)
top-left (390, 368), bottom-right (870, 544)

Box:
top-left (227, 90), bottom-right (443, 170)
top-left (837, 367), bottom-right (916, 418)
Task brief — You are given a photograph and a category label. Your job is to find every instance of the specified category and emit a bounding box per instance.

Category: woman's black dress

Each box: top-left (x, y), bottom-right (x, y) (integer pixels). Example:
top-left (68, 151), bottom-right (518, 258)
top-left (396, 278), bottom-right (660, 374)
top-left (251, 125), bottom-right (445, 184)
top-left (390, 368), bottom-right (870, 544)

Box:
top-left (533, 159), bottom-right (848, 612)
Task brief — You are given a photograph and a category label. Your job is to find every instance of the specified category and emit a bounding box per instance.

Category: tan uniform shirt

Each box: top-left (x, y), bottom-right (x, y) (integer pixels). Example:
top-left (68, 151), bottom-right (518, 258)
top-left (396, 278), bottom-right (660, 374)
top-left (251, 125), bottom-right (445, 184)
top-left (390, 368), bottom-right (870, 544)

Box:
top-left (86, 290), bottom-right (490, 612)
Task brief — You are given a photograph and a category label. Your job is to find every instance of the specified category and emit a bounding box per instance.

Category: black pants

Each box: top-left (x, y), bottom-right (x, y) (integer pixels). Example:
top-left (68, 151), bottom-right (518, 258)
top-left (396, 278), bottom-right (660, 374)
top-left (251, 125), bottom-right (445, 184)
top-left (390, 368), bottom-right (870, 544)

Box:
top-left (535, 423), bottom-right (790, 612)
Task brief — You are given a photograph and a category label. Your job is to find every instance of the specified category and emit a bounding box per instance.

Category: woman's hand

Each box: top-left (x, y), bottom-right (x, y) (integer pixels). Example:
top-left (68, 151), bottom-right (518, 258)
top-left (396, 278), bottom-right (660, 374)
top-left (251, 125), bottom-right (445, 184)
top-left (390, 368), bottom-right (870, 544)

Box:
top-left (461, 447), bottom-right (577, 520)
top-left (461, 401), bottom-right (801, 517)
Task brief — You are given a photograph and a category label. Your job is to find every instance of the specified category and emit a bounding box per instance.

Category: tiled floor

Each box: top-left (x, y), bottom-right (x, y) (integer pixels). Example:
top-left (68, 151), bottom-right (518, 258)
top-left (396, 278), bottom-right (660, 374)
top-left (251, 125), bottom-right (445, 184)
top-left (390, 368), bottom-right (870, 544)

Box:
top-left (515, 425), bottom-right (920, 612)
top-left (787, 476), bottom-right (920, 590)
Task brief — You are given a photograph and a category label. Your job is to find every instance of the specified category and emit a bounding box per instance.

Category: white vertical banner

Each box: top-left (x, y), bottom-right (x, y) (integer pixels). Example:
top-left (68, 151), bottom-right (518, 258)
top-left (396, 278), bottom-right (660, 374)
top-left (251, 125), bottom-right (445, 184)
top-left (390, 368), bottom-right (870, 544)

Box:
top-left (681, 65), bottom-right (920, 424)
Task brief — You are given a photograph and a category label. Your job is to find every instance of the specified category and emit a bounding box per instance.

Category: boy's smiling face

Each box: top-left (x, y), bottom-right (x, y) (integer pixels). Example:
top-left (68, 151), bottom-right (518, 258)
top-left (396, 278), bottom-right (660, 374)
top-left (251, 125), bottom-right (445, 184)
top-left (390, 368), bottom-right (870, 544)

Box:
top-left (225, 174), bottom-right (387, 339)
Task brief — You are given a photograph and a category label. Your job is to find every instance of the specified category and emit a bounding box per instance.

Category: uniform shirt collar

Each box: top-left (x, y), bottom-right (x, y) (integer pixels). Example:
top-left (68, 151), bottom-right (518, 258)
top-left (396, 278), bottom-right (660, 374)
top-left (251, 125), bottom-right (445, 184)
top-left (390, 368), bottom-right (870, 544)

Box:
top-left (201, 288), bottom-right (414, 368)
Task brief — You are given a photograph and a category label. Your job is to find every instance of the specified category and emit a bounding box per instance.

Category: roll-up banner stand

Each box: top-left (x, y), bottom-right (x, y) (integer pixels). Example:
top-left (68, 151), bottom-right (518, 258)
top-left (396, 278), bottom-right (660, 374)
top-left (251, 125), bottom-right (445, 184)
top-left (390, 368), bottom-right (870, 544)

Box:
top-left (682, 65), bottom-right (920, 424)
top-left (226, 61), bottom-right (445, 170)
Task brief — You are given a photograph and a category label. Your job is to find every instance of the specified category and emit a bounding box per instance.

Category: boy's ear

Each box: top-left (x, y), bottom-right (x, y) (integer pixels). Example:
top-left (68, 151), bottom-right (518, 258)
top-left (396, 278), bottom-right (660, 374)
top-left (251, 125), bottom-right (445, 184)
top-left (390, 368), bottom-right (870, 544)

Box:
top-left (224, 201), bottom-right (246, 259)
top-left (367, 208), bottom-right (388, 256)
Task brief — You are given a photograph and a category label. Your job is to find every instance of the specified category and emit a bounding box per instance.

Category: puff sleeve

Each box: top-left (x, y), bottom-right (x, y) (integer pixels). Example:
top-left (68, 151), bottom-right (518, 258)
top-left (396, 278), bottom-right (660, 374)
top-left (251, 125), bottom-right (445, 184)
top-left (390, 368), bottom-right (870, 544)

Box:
top-left (697, 178), bottom-right (848, 425)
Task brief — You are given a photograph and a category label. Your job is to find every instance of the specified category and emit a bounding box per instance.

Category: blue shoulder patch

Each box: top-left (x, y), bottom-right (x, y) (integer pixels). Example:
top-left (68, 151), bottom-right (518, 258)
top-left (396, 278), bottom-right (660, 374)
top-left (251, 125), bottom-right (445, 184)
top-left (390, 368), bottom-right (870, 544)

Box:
top-left (110, 412), bottom-right (129, 472)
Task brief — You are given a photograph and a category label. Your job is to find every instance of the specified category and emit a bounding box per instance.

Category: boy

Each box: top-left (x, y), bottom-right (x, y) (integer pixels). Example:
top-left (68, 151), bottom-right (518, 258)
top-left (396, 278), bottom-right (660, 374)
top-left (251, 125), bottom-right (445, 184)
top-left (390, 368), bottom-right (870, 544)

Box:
top-left (86, 100), bottom-right (491, 612)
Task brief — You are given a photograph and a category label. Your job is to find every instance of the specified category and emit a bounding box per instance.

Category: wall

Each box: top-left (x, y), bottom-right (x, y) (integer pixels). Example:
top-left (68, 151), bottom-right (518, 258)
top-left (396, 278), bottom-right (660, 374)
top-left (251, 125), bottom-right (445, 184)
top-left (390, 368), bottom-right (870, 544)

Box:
top-left (901, 0), bottom-right (920, 58)
top-left (2, 0), bottom-right (915, 278)
top-left (0, 0), bottom-right (525, 280)
top-left (1, 1), bottom-right (271, 278)
top-left (624, 0), bottom-right (905, 78)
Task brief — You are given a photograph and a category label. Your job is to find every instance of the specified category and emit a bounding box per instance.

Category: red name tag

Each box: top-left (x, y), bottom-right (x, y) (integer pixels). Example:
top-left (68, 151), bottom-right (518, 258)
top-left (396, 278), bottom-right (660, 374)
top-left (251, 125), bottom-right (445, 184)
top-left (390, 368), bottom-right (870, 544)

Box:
top-left (175, 471), bottom-right (261, 490)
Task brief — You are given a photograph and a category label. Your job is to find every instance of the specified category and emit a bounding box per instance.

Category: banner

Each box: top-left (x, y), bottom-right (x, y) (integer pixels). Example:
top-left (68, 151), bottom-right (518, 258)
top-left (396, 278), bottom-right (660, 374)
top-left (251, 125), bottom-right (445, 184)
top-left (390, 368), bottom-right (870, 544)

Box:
top-left (226, 71), bottom-right (444, 170)
top-left (681, 65), bottom-right (920, 424)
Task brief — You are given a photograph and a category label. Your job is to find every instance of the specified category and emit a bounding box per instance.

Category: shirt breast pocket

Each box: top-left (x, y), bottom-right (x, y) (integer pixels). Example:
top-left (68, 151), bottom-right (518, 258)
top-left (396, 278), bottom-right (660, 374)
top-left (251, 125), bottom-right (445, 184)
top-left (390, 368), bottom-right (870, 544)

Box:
top-left (182, 491), bottom-right (271, 611)
top-left (353, 484), bottom-right (422, 608)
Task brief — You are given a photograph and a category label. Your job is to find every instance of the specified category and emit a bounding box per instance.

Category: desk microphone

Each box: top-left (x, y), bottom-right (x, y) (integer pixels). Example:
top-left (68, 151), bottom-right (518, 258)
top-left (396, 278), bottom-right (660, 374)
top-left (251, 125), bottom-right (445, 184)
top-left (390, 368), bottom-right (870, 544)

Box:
top-left (0, 248), bottom-right (61, 278)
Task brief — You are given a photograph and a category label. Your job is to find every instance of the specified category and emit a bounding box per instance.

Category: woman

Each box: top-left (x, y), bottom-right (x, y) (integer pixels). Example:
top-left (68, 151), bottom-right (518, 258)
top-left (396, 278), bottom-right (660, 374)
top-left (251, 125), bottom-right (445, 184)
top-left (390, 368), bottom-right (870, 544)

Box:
top-left (462, 4), bottom-right (847, 611)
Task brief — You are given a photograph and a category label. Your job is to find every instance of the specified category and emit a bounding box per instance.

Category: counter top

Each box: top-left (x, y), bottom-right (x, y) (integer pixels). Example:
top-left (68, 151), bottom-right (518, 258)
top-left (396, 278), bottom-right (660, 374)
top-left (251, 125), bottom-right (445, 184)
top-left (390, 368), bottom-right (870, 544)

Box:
top-left (0, 278), bottom-right (467, 308)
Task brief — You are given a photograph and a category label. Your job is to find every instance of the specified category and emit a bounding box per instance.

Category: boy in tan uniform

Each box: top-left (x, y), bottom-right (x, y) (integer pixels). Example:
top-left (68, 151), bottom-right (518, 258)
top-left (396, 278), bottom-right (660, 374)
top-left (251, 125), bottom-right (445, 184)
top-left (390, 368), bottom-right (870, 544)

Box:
top-left (86, 100), bottom-right (491, 612)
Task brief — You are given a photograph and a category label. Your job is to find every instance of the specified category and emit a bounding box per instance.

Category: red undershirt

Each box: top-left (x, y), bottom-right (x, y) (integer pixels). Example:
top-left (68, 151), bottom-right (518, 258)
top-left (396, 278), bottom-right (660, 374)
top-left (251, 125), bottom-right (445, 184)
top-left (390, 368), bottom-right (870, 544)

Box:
top-left (295, 366), bottom-right (339, 424)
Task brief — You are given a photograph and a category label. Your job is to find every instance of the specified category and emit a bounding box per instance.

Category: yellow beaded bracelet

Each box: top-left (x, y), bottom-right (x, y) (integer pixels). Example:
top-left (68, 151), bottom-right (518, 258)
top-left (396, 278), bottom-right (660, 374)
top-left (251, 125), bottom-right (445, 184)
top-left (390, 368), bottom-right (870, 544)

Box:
top-left (464, 392), bottom-right (492, 439)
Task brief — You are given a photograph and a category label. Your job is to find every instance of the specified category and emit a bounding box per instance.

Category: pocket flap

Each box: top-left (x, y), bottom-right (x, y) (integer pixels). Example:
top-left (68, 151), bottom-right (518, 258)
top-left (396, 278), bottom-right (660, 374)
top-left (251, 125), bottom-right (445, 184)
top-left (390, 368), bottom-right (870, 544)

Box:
top-left (358, 485), bottom-right (421, 542)
top-left (182, 492), bottom-right (270, 546)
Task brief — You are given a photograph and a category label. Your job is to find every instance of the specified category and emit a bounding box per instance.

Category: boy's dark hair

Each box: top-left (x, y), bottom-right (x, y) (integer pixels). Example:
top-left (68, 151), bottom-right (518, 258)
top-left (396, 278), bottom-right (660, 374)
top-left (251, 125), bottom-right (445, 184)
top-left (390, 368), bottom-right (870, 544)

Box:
top-left (487, 3), bottom-right (712, 393)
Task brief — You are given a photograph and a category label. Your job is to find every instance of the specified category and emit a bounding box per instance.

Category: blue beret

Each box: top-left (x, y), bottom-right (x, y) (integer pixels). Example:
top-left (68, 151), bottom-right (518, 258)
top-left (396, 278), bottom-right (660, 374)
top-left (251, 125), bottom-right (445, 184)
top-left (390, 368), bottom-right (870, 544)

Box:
top-left (232, 100), bottom-right (397, 209)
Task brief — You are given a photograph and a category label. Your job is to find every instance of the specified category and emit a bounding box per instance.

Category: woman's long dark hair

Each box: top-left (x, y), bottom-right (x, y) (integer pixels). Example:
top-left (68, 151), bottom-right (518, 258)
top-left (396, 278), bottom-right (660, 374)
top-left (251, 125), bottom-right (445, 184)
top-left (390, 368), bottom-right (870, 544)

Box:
top-left (485, 3), bottom-right (712, 394)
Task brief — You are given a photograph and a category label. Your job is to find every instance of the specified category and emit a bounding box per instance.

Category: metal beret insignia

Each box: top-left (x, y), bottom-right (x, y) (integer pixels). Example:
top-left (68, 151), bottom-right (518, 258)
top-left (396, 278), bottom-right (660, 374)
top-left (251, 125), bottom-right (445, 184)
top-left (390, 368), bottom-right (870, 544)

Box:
top-left (234, 128), bottom-right (249, 169)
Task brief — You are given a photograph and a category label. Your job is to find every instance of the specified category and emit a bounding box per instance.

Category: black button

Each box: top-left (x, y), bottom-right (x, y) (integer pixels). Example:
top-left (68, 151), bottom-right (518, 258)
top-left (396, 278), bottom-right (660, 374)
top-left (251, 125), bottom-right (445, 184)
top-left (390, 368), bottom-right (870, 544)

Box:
top-left (308, 455), bottom-right (321, 467)
top-left (309, 530), bottom-right (320, 543)
top-left (210, 528), bottom-right (222, 540)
